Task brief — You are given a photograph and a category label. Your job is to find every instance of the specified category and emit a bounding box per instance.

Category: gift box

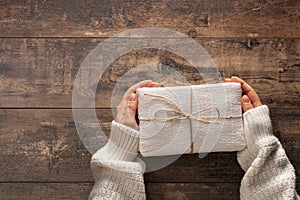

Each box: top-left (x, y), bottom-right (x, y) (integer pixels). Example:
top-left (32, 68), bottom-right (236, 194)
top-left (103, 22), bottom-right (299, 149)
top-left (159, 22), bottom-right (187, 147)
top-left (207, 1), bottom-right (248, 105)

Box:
top-left (136, 82), bottom-right (246, 157)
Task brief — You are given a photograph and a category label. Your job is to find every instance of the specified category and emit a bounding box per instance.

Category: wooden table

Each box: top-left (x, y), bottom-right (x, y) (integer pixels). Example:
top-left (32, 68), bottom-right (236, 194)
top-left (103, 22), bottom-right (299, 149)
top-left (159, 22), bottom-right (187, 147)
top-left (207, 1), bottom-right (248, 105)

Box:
top-left (0, 0), bottom-right (299, 199)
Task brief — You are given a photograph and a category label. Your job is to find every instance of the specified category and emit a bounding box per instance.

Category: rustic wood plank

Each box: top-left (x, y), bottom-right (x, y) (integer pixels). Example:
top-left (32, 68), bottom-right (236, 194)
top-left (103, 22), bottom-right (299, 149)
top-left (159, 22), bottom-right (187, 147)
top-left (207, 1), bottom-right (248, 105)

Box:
top-left (0, 108), bottom-right (299, 183)
top-left (0, 38), bottom-right (299, 108)
top-left (0, 0), bottom-right (299, 38)
top-left (1, 182), bottom-right (299, 200)
top-left (0, 108), bottom-right (94, 182)
top-left (146, 182), bottom-right (240, 200)
top-left (0, 182), bottom-right (92, 200)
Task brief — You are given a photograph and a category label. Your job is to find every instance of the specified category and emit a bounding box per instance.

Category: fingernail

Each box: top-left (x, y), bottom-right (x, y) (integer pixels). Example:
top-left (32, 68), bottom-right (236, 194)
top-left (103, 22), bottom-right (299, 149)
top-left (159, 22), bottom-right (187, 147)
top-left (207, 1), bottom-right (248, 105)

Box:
top-left (243, 95), bottom-right (250, 103)
top-left (129, 93), bottom-right (136, 101)
top-left (152, 82), bottom-right (159, 86)
top-left (225, 78), bottom-right (231, 81)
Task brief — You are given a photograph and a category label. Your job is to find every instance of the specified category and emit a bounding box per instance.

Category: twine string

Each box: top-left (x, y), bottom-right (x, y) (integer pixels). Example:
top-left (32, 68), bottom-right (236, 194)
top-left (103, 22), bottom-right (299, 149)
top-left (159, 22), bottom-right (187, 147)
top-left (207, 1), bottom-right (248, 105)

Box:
top-left (189, 88), bottom-right (193, 154)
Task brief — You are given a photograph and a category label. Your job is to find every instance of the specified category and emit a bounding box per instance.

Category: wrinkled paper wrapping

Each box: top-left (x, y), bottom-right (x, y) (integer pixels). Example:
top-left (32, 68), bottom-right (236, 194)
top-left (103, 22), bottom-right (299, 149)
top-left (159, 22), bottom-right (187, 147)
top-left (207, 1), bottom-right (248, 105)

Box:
top-left (136, 82), bottom-right (246, 157)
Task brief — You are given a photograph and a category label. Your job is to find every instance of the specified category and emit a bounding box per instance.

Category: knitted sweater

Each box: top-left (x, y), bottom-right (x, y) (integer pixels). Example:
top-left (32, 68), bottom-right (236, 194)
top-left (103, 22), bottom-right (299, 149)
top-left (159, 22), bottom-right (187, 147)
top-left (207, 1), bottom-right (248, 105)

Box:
top-left (89, 105), bottom-right (299, 200)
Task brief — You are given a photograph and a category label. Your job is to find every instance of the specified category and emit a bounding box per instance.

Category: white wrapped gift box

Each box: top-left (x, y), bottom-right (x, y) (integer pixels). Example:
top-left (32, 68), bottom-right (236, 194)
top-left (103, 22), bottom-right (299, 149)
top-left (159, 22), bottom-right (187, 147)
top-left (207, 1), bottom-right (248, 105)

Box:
top-left (136, 82), bottom-right (246, 157)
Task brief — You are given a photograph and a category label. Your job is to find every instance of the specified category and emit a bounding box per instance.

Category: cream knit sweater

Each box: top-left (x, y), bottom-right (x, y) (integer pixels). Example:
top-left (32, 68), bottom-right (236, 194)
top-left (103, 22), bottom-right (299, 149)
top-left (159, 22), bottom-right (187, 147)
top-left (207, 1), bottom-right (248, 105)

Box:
top-left (89, 105), bottom-right (299, 200)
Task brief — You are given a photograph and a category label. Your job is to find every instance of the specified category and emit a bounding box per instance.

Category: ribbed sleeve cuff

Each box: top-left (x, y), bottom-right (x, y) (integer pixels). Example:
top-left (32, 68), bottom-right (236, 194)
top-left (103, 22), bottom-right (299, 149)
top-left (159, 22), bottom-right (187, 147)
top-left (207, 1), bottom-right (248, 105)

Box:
top-left (110, 120), bottom-right (140, 153)
top-left (237, 105), bottom-right (276, 172)
top-left (243, 105), bottom-right (273, 145)
top-left (92, 120), bottom-right (140, 162)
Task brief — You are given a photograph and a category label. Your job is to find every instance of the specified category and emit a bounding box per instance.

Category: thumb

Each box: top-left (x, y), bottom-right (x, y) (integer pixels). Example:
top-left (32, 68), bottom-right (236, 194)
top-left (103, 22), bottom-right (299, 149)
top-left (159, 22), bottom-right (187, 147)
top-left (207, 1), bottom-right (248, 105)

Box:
top-left (242, 95), bottom-right (254, 112)
top-left (127, 93), bottom-right (138, 120)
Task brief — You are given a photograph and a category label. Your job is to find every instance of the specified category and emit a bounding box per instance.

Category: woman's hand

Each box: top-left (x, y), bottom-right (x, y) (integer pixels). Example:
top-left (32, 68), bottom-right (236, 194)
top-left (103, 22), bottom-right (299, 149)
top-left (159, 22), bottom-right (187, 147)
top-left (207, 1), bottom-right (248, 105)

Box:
top-left (225, 76), bottom-right (262, 112)
top-left (115, 80), bottom-right (158, 130)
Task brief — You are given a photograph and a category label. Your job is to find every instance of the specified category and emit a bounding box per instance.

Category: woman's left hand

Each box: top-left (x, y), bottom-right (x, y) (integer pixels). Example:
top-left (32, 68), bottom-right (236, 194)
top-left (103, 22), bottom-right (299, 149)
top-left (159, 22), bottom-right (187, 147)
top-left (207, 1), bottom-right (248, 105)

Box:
top-left (114, 80), bottom-right (158, 130)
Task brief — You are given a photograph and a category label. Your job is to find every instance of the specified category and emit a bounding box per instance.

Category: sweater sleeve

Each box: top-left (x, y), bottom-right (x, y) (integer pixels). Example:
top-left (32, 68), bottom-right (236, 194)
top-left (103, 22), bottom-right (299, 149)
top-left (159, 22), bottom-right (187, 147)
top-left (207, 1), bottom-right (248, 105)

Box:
top-left (237, 105), bottom-right (299, 200)
top-left (89, 120), bottom-right (146, 200)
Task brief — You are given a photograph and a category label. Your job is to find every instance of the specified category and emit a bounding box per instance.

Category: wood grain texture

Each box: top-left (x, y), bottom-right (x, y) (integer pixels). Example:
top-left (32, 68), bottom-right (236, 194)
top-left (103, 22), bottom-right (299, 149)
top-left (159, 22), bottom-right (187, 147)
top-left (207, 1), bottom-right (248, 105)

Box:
top-left (0, 38), bottom-right (299, 108)
top-left (0, 108), bottom-right (299, 183)
top-left (0, 182), bottom-right (92, 200)
top-left (146, 183), bottom-right (240, 200)
top-left (0, 0), bottom-right (299, 38)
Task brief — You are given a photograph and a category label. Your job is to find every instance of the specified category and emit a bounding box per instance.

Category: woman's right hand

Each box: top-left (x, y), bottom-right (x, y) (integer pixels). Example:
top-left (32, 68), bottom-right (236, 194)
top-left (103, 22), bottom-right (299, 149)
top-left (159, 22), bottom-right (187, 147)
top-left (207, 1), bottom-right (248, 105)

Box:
top-left (225, 76), bottom-right (262, 112)
top-left (226, 76), bottom-right (272, 162)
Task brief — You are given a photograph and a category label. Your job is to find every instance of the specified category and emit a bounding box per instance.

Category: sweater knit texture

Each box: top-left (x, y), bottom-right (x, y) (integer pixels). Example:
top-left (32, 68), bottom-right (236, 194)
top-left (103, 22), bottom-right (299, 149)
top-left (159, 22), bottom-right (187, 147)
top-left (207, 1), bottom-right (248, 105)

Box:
top-left (89, 105), bottom-right (299, 200)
